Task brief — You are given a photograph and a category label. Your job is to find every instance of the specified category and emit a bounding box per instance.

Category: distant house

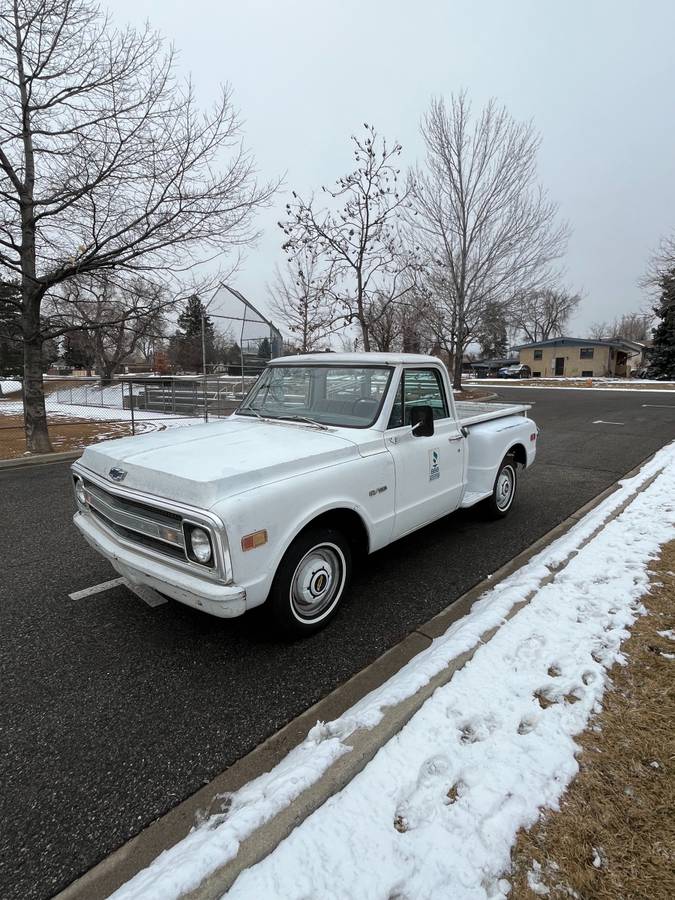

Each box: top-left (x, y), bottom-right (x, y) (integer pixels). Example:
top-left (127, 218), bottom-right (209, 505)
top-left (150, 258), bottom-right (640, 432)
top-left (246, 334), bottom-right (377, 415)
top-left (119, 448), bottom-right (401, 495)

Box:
top-left (513, 337), bottom-right (646, 378)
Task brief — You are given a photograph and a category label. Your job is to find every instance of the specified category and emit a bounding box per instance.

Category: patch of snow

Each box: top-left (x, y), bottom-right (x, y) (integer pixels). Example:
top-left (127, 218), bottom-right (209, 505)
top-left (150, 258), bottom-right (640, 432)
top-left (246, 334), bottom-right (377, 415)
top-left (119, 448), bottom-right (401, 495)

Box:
top-left (657, 629), bottom-right (675, 641)
top-left (462, 381), bottom-right (675, 394)
top-left (0, 379), bottom-right (21, 394)
top-left (527, 861), bottom-right (550, 895)
top-left (0, 387), bottom-right (205, 430)
top-left (591, 846), bottom-right (606, 869)
top-left (111, 441), bottom-right (675, 900)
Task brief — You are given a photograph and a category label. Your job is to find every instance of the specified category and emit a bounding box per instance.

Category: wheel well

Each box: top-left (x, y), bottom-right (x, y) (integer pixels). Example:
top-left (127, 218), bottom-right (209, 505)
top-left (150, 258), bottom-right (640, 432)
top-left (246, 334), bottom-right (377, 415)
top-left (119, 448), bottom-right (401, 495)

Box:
top-left (300, 508), bottom-right (370, 558)
top-left (508, 443), bottom-right (527, 467)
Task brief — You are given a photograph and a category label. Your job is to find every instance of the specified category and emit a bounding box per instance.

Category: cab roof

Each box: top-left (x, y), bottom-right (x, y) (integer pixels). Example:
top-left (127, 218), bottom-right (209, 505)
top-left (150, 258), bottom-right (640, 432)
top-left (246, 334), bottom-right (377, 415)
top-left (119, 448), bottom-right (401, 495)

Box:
top-left (270, 352), bottom-right (442, 367)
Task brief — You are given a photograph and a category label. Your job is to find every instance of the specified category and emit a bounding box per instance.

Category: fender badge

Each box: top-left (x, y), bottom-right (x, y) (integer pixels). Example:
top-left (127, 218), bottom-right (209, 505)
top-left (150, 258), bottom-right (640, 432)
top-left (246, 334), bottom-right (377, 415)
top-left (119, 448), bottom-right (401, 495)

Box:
top-left (108, 467), bottom-right (127, 482)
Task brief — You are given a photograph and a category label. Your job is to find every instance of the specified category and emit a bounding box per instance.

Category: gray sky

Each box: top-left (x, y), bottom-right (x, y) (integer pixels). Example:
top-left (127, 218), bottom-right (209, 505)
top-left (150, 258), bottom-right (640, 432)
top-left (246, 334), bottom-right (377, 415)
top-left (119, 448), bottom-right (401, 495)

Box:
top-left (112, 0), bottom-right (675, 334)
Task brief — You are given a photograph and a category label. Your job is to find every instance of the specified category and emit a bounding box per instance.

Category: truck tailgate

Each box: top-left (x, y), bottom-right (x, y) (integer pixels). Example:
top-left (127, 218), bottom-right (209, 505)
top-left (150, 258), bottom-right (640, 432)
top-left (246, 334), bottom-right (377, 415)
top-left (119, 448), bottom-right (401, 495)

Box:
top-left (455, 399), bottom-right (531, 426)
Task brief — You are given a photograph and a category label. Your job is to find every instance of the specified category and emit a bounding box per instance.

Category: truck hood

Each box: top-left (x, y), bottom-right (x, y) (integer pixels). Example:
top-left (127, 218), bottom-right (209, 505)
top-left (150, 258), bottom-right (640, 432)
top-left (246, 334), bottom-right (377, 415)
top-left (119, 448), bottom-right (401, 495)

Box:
top-left (78, 417), bottom-right (360, 508)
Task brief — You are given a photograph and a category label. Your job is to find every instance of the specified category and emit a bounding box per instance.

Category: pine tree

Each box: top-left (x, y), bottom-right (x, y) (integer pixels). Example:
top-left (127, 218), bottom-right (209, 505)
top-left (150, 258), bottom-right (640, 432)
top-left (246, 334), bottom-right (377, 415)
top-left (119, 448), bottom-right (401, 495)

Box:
top-left (0, 284), bottom-right (22, 373)
top-left (63, 331), bottom-right (95, 370)
top-left (476, 301), bottom-right (509, 359)
top-left (647, 270), bottom-right (675, 379)
top-left (170, 295), bottom-right (215, 372)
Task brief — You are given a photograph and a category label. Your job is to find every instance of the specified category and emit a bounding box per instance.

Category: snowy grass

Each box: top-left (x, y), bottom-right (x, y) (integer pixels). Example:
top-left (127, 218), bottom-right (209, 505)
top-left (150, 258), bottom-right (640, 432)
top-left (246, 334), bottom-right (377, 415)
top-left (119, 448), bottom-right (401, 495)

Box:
top-left (110, 441), bottom-right (675, 900)
top-left (0, 379), bottom-right (21, 394)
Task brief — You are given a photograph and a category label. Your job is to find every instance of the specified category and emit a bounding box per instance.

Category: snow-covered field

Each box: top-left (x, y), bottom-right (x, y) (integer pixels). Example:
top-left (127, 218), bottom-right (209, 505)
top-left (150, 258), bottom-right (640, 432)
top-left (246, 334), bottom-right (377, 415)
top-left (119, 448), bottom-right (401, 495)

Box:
top-left (111, 441), bottom-right (675, 900)
top-left (0, 387), bottom-right (204, 430)
top-left (0, 379), bottom-right (21, 394)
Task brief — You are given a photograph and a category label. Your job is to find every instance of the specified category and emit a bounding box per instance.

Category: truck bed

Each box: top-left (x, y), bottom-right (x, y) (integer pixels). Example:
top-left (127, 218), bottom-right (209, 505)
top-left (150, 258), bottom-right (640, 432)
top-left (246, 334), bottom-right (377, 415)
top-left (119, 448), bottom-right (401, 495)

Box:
top-left (455, 400), bottom-right (531, 426)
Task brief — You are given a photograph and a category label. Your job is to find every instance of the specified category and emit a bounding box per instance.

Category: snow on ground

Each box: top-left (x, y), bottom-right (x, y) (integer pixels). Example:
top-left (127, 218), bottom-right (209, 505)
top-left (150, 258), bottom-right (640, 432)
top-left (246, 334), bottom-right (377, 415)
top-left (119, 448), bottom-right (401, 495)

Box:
top-left (0, 389), bottom-right (204, 429)
top-left (462, 379), bottom-right (675, 393)
top-left (0, 379), bottom-right (21, 394)
top-left (224, 449), bottom-right (675, 900)
top-left (111, 441), bottom-right (675, 900)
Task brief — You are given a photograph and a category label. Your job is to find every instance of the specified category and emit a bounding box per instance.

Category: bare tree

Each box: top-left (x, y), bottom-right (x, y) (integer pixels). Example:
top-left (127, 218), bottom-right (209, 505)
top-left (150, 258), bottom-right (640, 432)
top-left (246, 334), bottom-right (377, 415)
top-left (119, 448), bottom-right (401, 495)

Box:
top-left (268, 247), bottom-right (336, 352)
top-left (588, 312), bottom-right (651, 343)
top-left (47, 275), bottom-right (168, 381)
top-left (410, 93), bottom-right (569, 388)
top-left (587, 321), bottom-right (609, 340)
top-left (279, 125), bottom-right (412, 351)
top-left (511, 288), bottom-right (581, 342)
top-left (0, 0), bottom-right (274, 451)
top-left (366, 286), bottom-right (434, 353)
top-left (644, 234), bottom-right (675, 287)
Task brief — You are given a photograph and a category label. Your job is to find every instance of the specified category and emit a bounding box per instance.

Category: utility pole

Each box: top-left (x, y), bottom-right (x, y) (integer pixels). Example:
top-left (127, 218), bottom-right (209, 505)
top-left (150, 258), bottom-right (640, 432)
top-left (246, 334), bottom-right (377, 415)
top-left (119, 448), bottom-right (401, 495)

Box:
top-left (201, 314), bottom-right (209, 423)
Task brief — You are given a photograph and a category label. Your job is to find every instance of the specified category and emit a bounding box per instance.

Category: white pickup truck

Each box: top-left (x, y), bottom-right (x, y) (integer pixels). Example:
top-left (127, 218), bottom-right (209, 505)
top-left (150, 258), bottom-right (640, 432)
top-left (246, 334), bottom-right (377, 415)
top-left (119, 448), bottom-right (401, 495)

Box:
top-left (72, 353), bottom-right (538, 635)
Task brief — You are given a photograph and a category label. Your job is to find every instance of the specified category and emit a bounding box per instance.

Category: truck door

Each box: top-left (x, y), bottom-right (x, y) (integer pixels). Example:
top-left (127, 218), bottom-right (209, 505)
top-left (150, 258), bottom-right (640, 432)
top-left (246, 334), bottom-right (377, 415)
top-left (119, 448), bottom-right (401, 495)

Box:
top-left (386, 367), bottom-right (465, 539)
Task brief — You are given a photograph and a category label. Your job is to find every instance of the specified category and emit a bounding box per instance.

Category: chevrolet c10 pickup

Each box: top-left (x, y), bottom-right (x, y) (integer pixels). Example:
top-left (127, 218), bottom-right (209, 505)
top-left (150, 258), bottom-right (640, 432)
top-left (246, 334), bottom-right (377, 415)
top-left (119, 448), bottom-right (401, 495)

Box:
top-left (72, 352), bottom-right (538, 635)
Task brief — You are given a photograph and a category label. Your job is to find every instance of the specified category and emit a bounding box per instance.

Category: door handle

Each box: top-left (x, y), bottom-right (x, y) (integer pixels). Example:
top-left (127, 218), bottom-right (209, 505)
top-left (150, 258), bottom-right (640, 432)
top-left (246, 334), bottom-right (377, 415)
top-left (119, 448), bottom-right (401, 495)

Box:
top-left (448, 433), bottom-right (464, 442)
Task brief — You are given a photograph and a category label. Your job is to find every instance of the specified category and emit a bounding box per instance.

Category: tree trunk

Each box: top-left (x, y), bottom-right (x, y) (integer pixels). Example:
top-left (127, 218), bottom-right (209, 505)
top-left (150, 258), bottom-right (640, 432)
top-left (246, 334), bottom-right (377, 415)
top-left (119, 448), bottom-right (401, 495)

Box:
top-left (22, 306), bottom-right (52, 453)
top-left (452, 339), bottom-right (464, 391)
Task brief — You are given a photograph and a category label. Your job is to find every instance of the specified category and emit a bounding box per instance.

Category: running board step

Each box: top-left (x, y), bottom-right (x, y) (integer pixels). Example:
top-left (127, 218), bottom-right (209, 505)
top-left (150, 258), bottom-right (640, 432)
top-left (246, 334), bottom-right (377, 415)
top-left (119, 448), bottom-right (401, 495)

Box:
top-left (461, 491), bottom-right (490, 508)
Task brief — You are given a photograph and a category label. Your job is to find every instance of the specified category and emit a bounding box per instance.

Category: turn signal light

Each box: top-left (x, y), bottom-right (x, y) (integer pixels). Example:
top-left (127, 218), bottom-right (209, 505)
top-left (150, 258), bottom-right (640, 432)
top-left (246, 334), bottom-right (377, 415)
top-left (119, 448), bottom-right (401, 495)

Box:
top-left (241, 529), bottom-right (268, 552)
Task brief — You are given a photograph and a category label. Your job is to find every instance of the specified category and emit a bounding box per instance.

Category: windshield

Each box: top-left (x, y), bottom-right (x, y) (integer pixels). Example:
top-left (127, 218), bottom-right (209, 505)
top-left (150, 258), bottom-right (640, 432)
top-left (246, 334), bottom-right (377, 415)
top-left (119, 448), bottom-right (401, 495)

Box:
top-left (237, 365), bottom-right (392, 428)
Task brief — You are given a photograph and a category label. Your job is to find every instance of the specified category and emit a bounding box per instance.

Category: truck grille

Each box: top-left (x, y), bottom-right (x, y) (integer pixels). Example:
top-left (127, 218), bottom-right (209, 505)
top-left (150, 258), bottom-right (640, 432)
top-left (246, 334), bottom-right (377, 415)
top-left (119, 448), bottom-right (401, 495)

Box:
top-left (81, 478), bottom-right (187, 562)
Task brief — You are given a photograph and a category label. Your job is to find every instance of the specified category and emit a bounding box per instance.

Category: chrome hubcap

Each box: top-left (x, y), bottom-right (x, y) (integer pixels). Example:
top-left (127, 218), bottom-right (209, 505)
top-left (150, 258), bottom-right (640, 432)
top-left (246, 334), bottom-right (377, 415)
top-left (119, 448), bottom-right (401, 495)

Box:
top-left (290, 544), bottom-right (344, 620)
top-left (496, 466), bottom-right (515, 510)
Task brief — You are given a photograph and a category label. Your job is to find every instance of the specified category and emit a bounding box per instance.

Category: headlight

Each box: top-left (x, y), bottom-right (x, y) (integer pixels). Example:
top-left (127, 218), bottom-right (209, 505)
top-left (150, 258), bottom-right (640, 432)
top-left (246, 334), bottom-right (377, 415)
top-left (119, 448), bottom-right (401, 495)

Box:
top-left (187, 526), bottom-right (213, 565)
top-left (75, 477), bottom-right (87, 507)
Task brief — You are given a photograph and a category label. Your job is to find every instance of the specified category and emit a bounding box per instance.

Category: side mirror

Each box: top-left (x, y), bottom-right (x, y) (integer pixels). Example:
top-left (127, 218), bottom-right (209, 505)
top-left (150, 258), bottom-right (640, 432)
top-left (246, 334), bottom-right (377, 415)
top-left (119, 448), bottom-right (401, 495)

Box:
top-left (410, 405), bottom-right (434, 437)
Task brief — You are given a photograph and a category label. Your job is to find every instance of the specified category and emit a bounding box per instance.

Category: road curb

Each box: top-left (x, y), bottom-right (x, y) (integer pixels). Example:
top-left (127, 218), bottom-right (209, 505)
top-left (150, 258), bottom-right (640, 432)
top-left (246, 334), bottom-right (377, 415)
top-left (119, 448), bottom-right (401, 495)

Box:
top-left (54, 451), bottom-right (660, 900)
top-left (0, 448), bottom-right (82, 470)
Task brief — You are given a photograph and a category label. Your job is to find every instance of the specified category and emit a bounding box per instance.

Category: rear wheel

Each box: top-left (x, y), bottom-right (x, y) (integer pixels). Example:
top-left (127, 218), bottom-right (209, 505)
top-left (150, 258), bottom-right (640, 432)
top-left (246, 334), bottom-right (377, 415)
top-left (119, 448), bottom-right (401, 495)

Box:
top-left (268, 527), bottom-right (352, 637)
top-left (485, 454), bottom-right (518, 518)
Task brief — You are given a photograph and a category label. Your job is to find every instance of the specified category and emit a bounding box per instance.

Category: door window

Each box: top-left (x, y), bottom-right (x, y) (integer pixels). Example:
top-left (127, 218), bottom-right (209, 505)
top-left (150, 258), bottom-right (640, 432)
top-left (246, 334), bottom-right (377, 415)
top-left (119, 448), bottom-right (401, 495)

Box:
top-left (388, 368), bottom-right (449, 428)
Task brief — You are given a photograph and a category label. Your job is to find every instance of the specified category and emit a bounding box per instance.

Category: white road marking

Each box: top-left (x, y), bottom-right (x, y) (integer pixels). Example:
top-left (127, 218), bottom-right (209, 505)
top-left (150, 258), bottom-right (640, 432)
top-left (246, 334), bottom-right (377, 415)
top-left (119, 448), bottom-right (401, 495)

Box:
top-left (642, 403), bottom-right (675, 409)
top-left (592, 420), bottom-right (624, 425)
top-left (68, 577), bottom-right (126, 600)
top-left (68, 577), bottom-right (167, 607)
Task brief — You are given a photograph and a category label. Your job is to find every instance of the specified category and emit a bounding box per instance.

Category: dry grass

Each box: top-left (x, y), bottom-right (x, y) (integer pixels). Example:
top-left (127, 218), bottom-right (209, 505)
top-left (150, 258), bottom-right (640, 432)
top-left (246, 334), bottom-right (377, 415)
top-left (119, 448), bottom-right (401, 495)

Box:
top-left (0, 415), bottom-right (139, 459)
top-left (509, 541), bottom-right (675, 900)
top-left (454, 387), bottom-right (495, 401)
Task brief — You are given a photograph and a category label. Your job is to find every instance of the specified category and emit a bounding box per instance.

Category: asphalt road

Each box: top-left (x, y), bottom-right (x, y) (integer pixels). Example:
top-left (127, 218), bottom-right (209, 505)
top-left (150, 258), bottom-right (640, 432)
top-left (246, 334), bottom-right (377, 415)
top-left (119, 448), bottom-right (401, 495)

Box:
top-left (1, 388), bottom-right (674, 900)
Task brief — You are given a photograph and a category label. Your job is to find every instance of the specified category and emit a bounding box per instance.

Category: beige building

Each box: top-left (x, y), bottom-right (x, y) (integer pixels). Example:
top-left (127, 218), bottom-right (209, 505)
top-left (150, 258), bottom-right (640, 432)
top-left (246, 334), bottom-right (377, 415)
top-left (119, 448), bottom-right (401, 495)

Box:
top-left (515, 337), bottom-right (645, 378)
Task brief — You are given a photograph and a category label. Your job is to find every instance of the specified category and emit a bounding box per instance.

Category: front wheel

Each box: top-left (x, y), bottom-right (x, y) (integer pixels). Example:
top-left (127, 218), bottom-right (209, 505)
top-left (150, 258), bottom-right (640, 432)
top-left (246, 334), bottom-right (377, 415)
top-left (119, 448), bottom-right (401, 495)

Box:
top-left (485, 454), bottom-right (518, 518)
top-left (267, 527), bottom-right (352, 637)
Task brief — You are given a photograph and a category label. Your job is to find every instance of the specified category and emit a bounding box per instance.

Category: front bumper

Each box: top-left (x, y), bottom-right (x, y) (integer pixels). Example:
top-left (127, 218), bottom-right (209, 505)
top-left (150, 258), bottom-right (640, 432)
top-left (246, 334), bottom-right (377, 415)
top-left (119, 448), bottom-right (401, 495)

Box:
top-left (74, 510), bottom-right (247, 618)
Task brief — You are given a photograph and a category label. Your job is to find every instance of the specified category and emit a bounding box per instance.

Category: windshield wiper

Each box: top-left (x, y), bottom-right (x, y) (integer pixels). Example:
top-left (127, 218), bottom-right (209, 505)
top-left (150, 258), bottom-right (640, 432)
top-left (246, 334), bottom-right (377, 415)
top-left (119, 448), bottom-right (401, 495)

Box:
top-left (280, 414), bottom-right (329, 431)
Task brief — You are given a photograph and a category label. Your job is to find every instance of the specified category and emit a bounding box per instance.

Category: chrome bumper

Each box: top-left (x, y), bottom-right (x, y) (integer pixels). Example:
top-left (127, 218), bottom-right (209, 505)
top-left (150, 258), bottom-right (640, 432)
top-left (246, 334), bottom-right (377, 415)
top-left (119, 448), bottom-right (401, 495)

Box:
top-left (75, 510), bottom-right (247, 618)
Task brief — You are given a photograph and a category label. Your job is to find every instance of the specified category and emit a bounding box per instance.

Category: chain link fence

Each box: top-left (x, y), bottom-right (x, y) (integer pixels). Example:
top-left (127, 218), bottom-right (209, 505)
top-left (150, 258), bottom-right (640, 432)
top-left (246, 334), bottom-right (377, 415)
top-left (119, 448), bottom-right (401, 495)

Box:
top-left (0, 373), bottom-right (262, 456)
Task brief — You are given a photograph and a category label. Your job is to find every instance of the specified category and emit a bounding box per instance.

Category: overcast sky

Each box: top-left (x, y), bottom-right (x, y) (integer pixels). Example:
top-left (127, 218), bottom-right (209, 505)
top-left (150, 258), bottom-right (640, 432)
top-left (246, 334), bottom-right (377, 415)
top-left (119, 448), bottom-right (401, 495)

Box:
top-left (112, 0), bottom-right (675, 334)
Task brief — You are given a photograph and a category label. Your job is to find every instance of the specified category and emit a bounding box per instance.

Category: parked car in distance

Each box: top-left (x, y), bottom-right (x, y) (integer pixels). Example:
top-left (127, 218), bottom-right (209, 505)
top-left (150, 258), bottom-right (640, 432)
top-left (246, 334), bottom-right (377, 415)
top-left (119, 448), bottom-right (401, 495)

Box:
top-left (72, 353), bottom-right (538, 637)
top-left (498, 364), bottom-right (531, 379)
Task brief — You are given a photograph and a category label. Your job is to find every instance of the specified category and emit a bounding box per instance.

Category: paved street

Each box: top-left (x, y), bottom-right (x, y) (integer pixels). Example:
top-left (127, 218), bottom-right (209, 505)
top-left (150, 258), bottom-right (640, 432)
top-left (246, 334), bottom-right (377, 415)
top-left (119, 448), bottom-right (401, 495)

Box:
top-left (1, 388), bottom-right (674, 900)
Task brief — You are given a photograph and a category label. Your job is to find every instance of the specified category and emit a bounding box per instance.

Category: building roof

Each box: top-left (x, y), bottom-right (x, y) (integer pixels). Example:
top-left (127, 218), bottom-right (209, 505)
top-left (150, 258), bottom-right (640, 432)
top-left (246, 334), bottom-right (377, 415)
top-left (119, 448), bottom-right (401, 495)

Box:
top-left (471, 357), bottom-right (518, 368)
top-left (513, 336), bottom-right (644, 353)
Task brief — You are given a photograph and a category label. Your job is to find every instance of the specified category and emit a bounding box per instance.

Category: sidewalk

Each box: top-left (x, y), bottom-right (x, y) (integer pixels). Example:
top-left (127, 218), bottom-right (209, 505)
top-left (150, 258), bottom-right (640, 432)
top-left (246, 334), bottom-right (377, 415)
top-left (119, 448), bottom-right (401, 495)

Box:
top-left (105, 441), bottom-right (675, 900)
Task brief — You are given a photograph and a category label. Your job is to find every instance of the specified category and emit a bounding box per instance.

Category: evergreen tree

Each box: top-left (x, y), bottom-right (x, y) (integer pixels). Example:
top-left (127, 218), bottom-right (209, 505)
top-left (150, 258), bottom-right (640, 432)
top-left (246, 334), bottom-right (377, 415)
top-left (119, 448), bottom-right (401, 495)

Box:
top-left (63, 331), bottom-right (96, 370)
top-left (476, 301), bottom-right (509, 359)
top-left (257, 337), bottom-right (271, 359)
top-left (0, 285), bottom-right (22, 373)
top-left (170, 295), bottom-right (215, 372)
top-left (647, 270), bottom-right (675, 378)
